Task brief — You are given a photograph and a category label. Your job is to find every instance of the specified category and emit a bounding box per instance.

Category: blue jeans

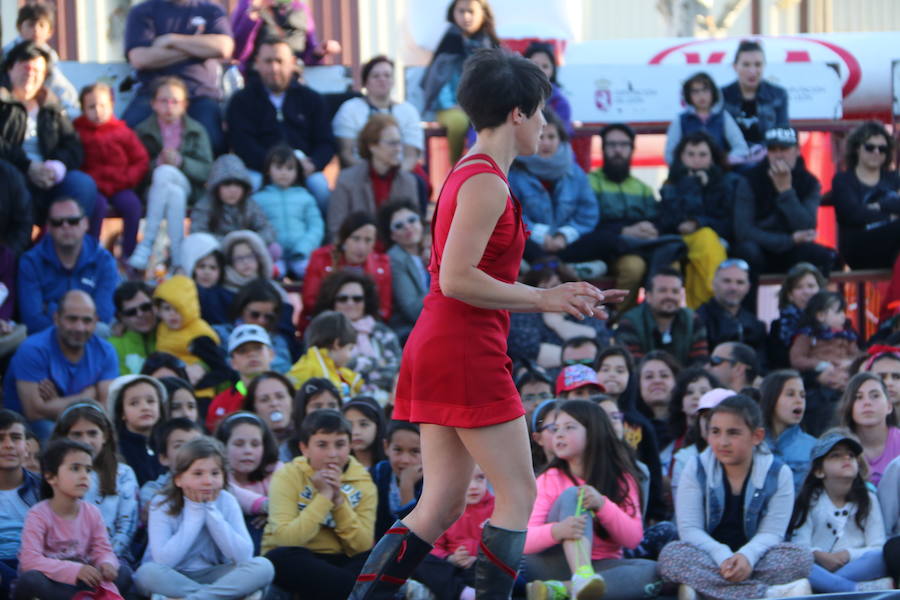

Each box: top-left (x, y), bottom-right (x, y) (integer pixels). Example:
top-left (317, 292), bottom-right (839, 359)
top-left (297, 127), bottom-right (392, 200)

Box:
top-left (30, 169), bottom-right (98, 231)
top-left (0, 558), bottom-right (18, 596)
top-left (122, 92), bottom-right (225, 155)
top-left (809, 550), bottom-right (888, 593)
top-left (305, 171), bottom-right (331, 216)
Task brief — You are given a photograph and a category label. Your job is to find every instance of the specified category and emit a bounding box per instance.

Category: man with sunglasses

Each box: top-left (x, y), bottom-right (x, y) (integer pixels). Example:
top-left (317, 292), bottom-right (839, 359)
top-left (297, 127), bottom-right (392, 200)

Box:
top-left (708, 342), bottom-right (758, 392)
top-left (109, 281), bottom-right (158, 374)
top-left (733, 127), bottom-right (837, 279)
top-left (696, 259), bottom-right (767, 368)
top-left (16, 197), bottom-right (118, 336)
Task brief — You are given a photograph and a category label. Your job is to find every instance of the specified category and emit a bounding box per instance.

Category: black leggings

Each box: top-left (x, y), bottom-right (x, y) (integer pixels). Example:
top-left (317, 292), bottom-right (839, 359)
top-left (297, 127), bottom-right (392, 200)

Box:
top-left (266, 546), bottom-right (368, 600)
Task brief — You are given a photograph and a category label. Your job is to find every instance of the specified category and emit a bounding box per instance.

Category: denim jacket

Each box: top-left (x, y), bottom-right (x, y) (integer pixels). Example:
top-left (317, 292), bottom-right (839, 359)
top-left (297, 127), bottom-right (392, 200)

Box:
top-left (676, 446), bottom-right (794, 567)
top-left (765, 425), bottom-right (816, 491)
top-left (721, 80), bottom-right (789, 141)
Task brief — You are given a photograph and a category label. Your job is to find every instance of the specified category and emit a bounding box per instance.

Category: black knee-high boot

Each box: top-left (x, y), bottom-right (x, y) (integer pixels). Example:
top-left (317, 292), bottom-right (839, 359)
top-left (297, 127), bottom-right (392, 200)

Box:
top-left (474, 522), bottom-right (526, 600)
top-left (350, 520), bottom-right (432, 600)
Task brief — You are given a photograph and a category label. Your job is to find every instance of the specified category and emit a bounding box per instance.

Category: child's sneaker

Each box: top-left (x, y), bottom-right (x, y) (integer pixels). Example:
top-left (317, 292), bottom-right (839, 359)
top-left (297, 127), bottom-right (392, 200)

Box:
top-left (677, 584), bottom-right (697, 600)
top-left (527, 579), bottom-right (569, 600)
top-left (571, 572), bottom-right (606, 600)
top-left (404, 579), bottom-right (434, 600)
top-left (857, 577), bottom-right (895, 591)
top-left (128, 243), bottom-right (151, 270)
top-left (764, 578), bottom-right (811, 598)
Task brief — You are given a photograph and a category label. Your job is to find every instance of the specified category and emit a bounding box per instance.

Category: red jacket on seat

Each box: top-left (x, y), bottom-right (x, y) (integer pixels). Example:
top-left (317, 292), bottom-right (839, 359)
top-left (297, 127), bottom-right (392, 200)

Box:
top-left (74, 116), bottom-right (149, 197)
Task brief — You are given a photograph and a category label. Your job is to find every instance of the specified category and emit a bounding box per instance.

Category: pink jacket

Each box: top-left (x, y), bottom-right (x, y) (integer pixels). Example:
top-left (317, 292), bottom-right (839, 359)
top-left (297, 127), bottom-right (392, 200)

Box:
top-left (432, 492), bottom-right (495, 559)
top-left (525, 467), bottom-right (643, 560)
top-left (18, 500), bottom-right (118, 585)
top-left (229, 462), bottom-right (283, 515)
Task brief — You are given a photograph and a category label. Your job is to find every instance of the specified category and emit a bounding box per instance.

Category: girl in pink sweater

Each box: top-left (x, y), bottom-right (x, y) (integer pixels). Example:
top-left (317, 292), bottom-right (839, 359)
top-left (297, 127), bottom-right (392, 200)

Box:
top-left (524, 400), bottom-right (661, 600)
top-left (16, 439), bottom-right (132, 599)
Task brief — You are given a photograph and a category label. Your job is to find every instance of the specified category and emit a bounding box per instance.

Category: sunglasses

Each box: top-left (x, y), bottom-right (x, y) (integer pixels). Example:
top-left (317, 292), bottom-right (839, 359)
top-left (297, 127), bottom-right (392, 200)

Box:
top-left (48, 216), bottom-right (83, 227)
top-left (122, 302), bottom-right (153, 318)
top-left (864, 143), bottom-right (889, 154)
top-left (336, 294), bottom-right (365, 304)
top-left (709, 355), bottom-right (736, 366)
top-left (247, 309), bottom-right (277, 323)
top-left (391, 214), bottom-right (420, 231)
top-left (718, 258), bottom-right (750, 272)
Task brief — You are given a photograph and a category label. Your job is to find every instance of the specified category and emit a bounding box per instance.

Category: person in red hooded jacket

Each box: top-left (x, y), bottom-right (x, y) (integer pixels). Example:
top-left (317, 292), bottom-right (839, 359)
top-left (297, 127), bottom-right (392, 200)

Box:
top-left (74, 83), bottom-right (148, 262)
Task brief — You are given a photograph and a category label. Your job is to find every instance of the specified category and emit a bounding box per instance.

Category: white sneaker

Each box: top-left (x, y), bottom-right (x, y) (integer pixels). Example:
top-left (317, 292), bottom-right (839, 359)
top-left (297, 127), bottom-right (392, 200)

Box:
top-left (678, 584), bottom-right (697, 600)
top-left (404, 579), bottom-right (435, 600)
top-left (765, 578), bottom-right (811, 598)
top-left (571, 572), bottom-right (606, 600)
top-left (856, 577), bottom-right (895, 591)
top-left (128, 243), bottom-right (152, 270)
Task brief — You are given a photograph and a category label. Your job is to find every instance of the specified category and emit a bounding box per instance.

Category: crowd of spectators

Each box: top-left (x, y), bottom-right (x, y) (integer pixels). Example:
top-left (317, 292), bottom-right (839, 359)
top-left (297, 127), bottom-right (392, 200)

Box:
top-left (3, 0), bottom-right (900, 598)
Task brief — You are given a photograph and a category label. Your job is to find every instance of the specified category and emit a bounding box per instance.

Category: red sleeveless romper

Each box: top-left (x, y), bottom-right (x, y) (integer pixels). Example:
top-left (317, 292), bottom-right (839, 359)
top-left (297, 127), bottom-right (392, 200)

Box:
top-left (393, 154), bottom-right (527, 428)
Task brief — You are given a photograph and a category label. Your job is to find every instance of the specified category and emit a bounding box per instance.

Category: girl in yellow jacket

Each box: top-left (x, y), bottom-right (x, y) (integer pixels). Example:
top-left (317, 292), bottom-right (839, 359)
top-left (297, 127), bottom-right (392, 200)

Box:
top-left (287, 311), bottom-right (364, 398)
top-left (262, 410), bottom-right (377, 599)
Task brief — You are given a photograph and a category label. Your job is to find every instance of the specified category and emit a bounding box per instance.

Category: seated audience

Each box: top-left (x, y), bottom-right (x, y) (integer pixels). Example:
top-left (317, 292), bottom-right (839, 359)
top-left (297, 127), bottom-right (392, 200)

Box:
top-left (732, 127), bottom-right (836, 278)
top-left (721, 40), bottom-right (789, 153)
top-left (73, 82), bottom-right (148, 264)
top-left (252, 145), bottom-right (324, 279)
top-left (159, 377), bottom-right (200, 424)
top-left (134, 437), bottom-right (274, 598)
top-left (839, 373), bottom-right (900, 486)
top-left (664, 72), bottom-right (750, 166)
top-left (312, 272), bottom-right (402, 401)
top-left (130, 76), bottom-right (214, 272)
top-left (371, 420), bottom-right (424, 539)
top-left (515, 366), bottom-right (553, 414)
top-left (696, 259), bottom-right (767, 365)
top-left (109, 281), bottom-right (158, 375)
top-left (0, 410), bottom-right (42, 598)
top-left (879, 452), bottom-right (900, 537)
top-left (616, 268), bottom-right (709, 366)
top-left (328, 114), bottom-right (423, 239)
top-left (207, 323), bottom-right (275, 431)
top-left (634, 351), bottom-right (680, 452)
top-left (122, 0), bottom-right (233, 153)
top-left (832, 121), bottom-right (900, 269)
top-left (659, 396), bottom-right (812, 599)
top-left (509, 257), bottom-right (611, 370)
top-left (509, 108), bottom-right (599, 268)
top-left (0, 42), bottom-right (98, 231)
top-left (789, 432), bottom-right (891, 593)
top-left (859, 346), bottom-right (900, 415)
top-left (226, 36), bottom-right (335, 209)
top-left (263, 410), bottom-right (376, 599)
top-left (662, 367), bottom-right (719, 480)
top-left (379, 200), bottom-right (428, 340)
top-left (421, 0), bottom-right (500, 163)
top-left (2, 3), bottom-right (78, 116)
top-left (707, 342), bottom-right (758, 393)
top-left (758, 370), bottom-right (815, 489)
top-left (287, 311), bottom-right (363, 398)
top-left (341, 396), bottom-right (387, 470)
top-left (332, 55), bottom-right (424, 170)
top-left (524, 42), bottom-right (572, 135)
top-left (555, 364), bottom-right (605, 400)
top-left (138, 417), bottom-right (203, 511)
top-left (768, 262), bottom-right (826, 370)
top-left (243, 372), bottom-right (297, 462)
top-left (107, 374), bottom-right (167, 487)
top-left (302, 212), bottom-right (392, 329)
top-left (18, 197), bottom-right (118, 334)
top-left (182, 232), bottom-right (232, 325)
top-left (221, 229), bottom-right (276, 292)
top-left (0, 155), bottom-right (33, 258)
top-left (4, 290), bottom-right (118, 440)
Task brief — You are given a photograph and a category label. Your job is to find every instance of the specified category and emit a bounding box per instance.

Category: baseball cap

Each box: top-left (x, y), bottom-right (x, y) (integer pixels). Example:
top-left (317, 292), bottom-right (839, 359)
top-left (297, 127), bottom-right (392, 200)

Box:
top-left (811, 432), bottom-right (863, 462)
top-left (555, 364), bottom-right (605, 395)
top-left (765, 127), bottom-right (798, 148)
top-left (697, 388), bottom-right (734, 412)
top-left (227, 324), bottom-right (272, 354)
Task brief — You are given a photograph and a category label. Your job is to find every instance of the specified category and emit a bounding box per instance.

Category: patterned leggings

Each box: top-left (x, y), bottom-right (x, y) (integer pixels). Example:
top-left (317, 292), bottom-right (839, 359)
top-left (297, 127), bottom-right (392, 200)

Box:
top-left (658, 541), bottom-right (812, 600)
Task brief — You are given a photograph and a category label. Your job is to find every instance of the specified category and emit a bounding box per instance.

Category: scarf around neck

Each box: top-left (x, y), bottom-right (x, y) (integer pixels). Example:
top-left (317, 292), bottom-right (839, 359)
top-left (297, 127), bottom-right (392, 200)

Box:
top-left (515, 142), bottom-right (573, 182)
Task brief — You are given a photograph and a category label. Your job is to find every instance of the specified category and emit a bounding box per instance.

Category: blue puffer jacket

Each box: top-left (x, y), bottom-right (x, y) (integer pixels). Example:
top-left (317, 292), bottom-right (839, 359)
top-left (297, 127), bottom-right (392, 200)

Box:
top-left (251, 184), bottom-right (324, 261)
top-left (508, 150), bottom-right (598, 244)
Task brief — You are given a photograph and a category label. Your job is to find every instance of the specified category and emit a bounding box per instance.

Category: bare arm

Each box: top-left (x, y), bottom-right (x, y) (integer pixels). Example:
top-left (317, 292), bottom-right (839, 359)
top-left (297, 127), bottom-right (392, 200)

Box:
top-left (16, 381), bottom-right (97, 421)
top-left (439, 172), bottom-right (613, 318)
top-left (127, 46), bottom-right (192, 71)
top-left (160, 33), bottom-right (234, 60)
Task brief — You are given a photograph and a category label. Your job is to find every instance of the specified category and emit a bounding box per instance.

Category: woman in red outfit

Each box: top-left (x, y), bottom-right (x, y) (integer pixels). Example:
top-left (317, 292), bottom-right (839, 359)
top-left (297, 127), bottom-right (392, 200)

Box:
top-left (349, 48), bottom-right (624, 600)
top-left (300, 211), bottom-right (392, 330)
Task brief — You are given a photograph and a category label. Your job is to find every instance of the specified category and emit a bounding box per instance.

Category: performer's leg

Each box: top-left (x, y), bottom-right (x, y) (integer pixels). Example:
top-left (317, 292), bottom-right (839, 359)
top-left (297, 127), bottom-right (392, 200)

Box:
top-left (350, 425), bottom-right (474, 600)
top-left (457, 416), bottom-right (536, 599)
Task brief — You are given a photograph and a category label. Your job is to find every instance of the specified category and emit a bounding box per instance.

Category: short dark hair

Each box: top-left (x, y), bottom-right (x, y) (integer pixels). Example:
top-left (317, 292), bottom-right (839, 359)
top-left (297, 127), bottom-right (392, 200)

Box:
top-left (79, 82), bottom-right (113, 107)
top-left (305, 310), bottom-right (357, 349)
top-left (17, 2), bottom-right (55, 29)
top-left (728, 342), bottom-right (759, 384)
top-left (600, 123), bottom-right (636, 143)
top-left (542, 107), bottom-right (569, 143)
top-left (3, 40), bottom-right (51, 75)
top-left (681, 72), bottom-right (720, 107)
top-left (647, 266), bottom-right (684, 291)
top-left (671, 130), bottom-right (727, 171)
top-left (299, 409), bottom-right (352, 445)
top-left (377, 199), bottom-right (422, 248)
top-left (113, 280), bottom-right (154, 314)
top-left (708, 393), bottom-right (763, 431)
top-left (40, 439), bottom-right (93, 499)
top-left (151, 417), bottom-right (203, 457)
top-left (0, 409), bottom-right (27, 432)
top-left (386, 420), bottom-right (420, 443)
top-left (229, 278), bottom-right (282, 322)
top-left (262, 144), bottom-right (306, 187)
top-left (313, 271), bottom-right (380, 320)
top-left (561, 336), bottom-right (599, 357)
top-left (845, 121), bottom-right (894, 172)
top-left (361, 55), bottom-right (393, 86)
top-left (294, 378), bottom-right (342, 422)
top-left (456, 48), bottom-right (551, 132)
top-left (46, 196), bottom-right (84, 220)
top-left (336, 211), bottom-right (377, 258)
top-left (733, 39), bottom-right (765, 64)
top-left (523, 41), bottom-right (558, 84)
top-left (141, 352), bottom-right (189, 381)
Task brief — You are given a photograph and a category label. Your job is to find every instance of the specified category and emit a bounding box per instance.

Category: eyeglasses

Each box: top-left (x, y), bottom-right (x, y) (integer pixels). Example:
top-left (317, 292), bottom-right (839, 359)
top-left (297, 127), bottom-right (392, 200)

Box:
top-left (604, 141), bottom-right (633, 149)
top-left (709, 355), bottom-right (736, 366)
top-left (336, 294), bottom-right (365, 304)
top-left (717, 258), bottom-right (750, 272)
top-left (48, 216), bottom-right (83, 227)
top-left (247, 309), bottom-right (277, 323)
top-left (522, 391), bottom-right (553, 404)
top-left (391, 214), bottom-right (420, 231)
top-left (121, 302), bottom-right (153, 318)
top-left (232, 253), bottom-right (257, 264)
top-left (863, 143), bottom-right (889, 154)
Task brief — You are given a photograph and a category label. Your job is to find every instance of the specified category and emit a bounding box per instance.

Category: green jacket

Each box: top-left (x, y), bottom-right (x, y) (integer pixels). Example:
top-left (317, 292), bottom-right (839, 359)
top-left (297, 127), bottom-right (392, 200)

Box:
top-left (135, 114), bottom-right (213, 205)
top-left (109, 328), bottom-right (157, 375)
top-left (615, 303), bottom-right (708, 366)
top-left (587, 169), bottom-right (658, 234)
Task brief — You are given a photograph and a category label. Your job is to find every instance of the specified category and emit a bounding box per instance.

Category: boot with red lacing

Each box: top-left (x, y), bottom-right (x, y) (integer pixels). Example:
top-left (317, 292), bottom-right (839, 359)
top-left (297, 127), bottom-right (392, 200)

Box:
top-left (349, 520), bottom-right (432, 600)
top-left (474, 522), bottom-right (527, 600)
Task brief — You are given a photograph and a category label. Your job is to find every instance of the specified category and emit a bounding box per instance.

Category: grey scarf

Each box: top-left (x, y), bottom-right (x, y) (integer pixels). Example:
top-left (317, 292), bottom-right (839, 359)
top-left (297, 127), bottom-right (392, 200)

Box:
top-left (514, 142), bottom-right (573, 182)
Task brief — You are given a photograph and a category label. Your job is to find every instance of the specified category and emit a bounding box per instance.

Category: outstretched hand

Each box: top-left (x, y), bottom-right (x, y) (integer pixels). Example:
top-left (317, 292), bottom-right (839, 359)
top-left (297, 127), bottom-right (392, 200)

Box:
top-left (538, 284), bottom-right (628, 321)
